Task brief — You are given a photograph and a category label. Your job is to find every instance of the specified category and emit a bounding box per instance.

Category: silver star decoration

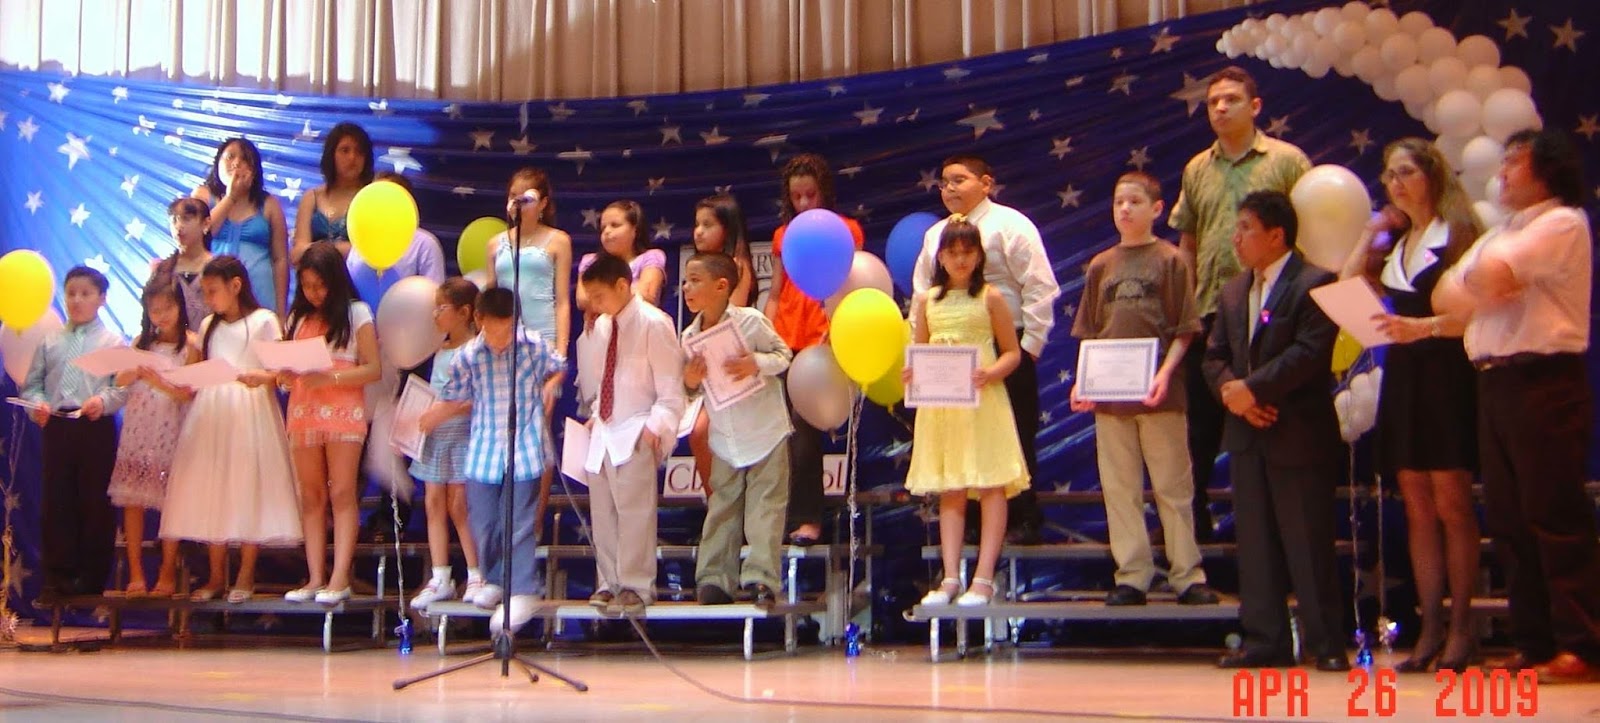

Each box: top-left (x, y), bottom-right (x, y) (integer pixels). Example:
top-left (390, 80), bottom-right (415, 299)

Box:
top-left (24, 191), bottom-right (42, 215)
top-left (368, 99), bottom-right (392, 116)
top-left (294, 120), bottom-right (320, 143)
top-left (659, 123), bottom-right (683, 146)
top-left (470, 129), bottom-right (494, 150)
top-left (5, 552), bottom-right (32, 597)
top-left (1265, 116), bottom-right (1291, 137)
top-left (895, 107), bottom-right (921, 123)
top-left (120, 174), bottom-right (140, 198)
top-left (171, 98), bottom-right (184, 109)
top-left (1049, 136), bottom-right (1075, 160)
top-left (917, 169), bottom-right (940, 192)
top-left (279, 178), bottom-right (303, 203)
top-left (1040, 411), bottom-right (1053, 424)
top-left (580, 208), bottom-right (602, 229)
top-left (508, 136), bottom-right (536, 155)
top-left (626, 99), bottom-right (649, 116)
top-left (1056, 184), bottom-right (1083, 208)
top-left (704, 101), bottom-right (715, 111)
top-left (558, 146), bottom-right (594, 174)
top-left (621, 149), bottom-right (633, 158)
top-left (825, 83), bottom-right (847, 97)
top-left (957, 106), bottom-right (1004, 139)
top-left (47, 81), bottom-right (69, 103)
top-left (548, 102), bottom-right (576, 121)
top-left (1062, 302), bottom-right (1076, 318)
top-left (1150, 27), bottom-right (1180, 53)
top-left (85, 255), bottom-right (111, 273)
top-left (133, 115), bottom-right (155, 136)
top-left (108, 146), bottom-right (118, 157)
top-left (1110, 47), bottom-right (1125, 59)
top-left (1127, 146), bottom-right (1152, 169)
top-left (850, 204), bottom-right (872, 221)
top-left (58, 132), bottom-right (92, 170)
top-left (942, 66), bottom-right (971, 82)
top-left (111, 86), bottom-right (128, 103)
top-left (1028, 109), bottom-right (1042, 121)
top-left (18, 116), bottom-right (39, 142)
top-left (124, 217), bottom-right (146, 241)
top-left (199, 98), bottom-right (223, 114)
top-left (69, 202), bottom-right (90, 227)
top-left (1028, 52), bottom-right (1050, 64)
top-left (275, 93), bottom-right (295, 106)
top-left (1350, 129), bottom-right (1374, 155)
top-left (754, 133), bottom-right (788, 163)
top-left (700, 126), bottom-right (730, 145)
top-left (743, 93), bottom-right (771, 108)
top-left (714, 185), bottom-right (733, 195)
top-left (647, 177), bottom-right (666, 195)
top-left (838, 165), bottom-right (864, 179)
top-left (163, 128), bottom-right (185, 147)
top-left (1551, 19), bottom-right (1585, 52)
top-left (1498, 9), bottom-right (1531, 40)
top-left (444, 103), bottom-right (463, 119)
top-left (853, 103), bottom-right (884, 126)
top-left (1109, 72), bottom-right (1138, 96)
top-left (379, 147), bottom-right (423, 174)
top-left (1169, 72), bottom-right (1210, 117)
top-left (1576, 115), bottom-right (1599, 141)
top-left (1057, 368), bottom-right (1072, 383)
top-left (451, 186), bottom-right (475, 197)
top-left (1065, 75), bottom-right (1086, 88)
top-left (652, 217), bottom-right (675, 241)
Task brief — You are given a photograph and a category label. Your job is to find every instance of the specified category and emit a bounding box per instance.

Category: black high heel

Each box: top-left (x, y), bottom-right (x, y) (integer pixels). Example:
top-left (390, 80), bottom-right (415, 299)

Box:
top-left (1395, 645), bottom-right (1443, 673)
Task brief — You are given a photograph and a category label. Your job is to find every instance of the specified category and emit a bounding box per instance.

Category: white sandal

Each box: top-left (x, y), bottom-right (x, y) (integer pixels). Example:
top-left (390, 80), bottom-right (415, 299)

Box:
top-left (919, 577), bottom-right (962, 606)
top-left (955, 577), bottom-right (995, 607)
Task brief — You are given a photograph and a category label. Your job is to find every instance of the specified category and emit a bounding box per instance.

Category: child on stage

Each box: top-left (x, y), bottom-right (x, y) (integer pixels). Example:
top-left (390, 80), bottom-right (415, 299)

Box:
top-left (686, 194), bottom-right (757, 496)
top-left (21, 266), bottom-right (129, 598)
top-left (1070, 172), bottom-right (1218, 607)
top-left (574, 253), bottom-right (685, 617)
top-left (906, 217), bottom-right (1030, 607)
top-left (107, 275), bottom-right (200, 598)
top-left (681, 252), bottom-right (794, 607)
top-left (418, 287), bottom-right (565, 633)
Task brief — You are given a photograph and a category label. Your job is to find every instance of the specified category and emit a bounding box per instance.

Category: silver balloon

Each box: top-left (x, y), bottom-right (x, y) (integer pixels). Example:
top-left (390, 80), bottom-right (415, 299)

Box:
top-left (824, 251), bottom-right (895, 315)
top-left (787, 344), bottom-right (854, 431)
top-left (377, 276), bottom-right (444, 369)
top-left (0, 309), bottom-right (63, 385)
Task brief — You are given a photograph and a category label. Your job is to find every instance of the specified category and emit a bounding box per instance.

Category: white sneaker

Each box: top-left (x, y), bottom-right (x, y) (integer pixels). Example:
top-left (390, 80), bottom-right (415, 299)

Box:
top-left (410, 578), bottom-right (456, 610)
top-left (461, 578), bottom-right (485, 604)
top-left (284, 586), bottom-right (321, 603)
top-left (489, 594), bottom-right (539, 635)
top-left (471, 583), bottom-right (503, 609)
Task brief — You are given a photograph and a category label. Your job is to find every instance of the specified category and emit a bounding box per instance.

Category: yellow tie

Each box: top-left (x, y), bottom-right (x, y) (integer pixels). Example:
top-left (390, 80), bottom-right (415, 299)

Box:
top-left (1247, 272), bottom-right (1265, 341)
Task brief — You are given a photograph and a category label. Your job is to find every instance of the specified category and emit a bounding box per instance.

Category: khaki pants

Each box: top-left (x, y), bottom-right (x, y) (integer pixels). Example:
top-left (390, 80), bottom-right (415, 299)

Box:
top-left (590, 441), bottom-right (661, 601)
top-left (1094, 410), bottom-right (1207, 592)
top-left (696, 443), bottom-right (791, 593)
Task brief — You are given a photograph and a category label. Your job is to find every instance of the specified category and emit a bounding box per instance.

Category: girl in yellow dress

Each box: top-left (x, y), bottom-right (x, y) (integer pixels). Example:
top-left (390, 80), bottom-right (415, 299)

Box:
top-left (905, 215), bottom-right (1030, 606)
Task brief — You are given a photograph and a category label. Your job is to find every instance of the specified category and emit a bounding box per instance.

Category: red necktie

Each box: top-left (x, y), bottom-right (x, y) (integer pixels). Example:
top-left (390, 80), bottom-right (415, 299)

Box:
top-left (599, 316), bottom-right (619, 421)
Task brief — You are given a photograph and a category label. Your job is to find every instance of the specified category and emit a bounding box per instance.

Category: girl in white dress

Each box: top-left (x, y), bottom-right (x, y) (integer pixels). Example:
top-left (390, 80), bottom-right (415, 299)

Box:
top-left (161, 255), bottom-right (302, 603)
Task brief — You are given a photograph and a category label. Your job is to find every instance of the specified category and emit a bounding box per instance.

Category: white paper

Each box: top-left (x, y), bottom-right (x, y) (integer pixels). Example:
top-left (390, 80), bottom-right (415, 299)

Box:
top-left (905, 345), bottom-right (980, 409)
top-left (561, 417), bottom-right (591, 486)
top-left (251, 337), bottom-right (335, 373)
top-left (6, 397), bottom-right (83, 418)
top-left (159, 358), bottom-right (241, 389)
top-left (1309, 277), bottom-right (1393, 348)
top-left (676, 395), bottom-right (705, 439)
top-left (70, 346), bottom-right (175, 377)
top-left (1075, 338), bottom-right (1160, 402)
top-left (390, 375), bottom-right (437, 458)
top-left (683, 319), bottom-right (762, 412)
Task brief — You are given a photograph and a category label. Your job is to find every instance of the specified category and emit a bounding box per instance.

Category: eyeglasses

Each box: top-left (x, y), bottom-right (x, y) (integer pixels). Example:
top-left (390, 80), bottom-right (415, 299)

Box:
top-left (433, 305), bottom-right (453, 315)
top-left (1379, 166), bottom-right (1422, 184)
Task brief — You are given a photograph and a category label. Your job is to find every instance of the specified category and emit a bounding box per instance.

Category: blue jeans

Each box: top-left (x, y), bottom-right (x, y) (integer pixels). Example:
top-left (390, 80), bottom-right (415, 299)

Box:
top-left (467, 480), bottom-right (543, 596)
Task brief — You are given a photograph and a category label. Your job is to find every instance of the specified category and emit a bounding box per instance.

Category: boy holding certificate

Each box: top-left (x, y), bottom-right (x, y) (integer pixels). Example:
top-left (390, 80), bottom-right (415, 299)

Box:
top-left (1070, 172), bottom-right (1218, 607)
top-left (680, 252), bottom-right (794, 607)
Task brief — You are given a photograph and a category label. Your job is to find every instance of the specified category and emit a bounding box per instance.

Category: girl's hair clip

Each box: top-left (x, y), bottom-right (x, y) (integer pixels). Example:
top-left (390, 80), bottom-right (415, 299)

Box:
top-left (948, 212), bottom-right (967, 224)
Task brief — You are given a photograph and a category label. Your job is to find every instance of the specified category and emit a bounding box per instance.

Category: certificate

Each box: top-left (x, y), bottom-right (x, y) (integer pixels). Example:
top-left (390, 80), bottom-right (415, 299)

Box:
top-left (905, 344), bottom-right (980, 409)
top-left (159, 358), bottom-right (241, 389)
top-left (6, 397), bottom-right (83, 419)
top-left (251, 337), bottom-right (335, 373)
top-left (1075, 338), bottom-right (1159, 402)
top-left (390, 375), bottom-right (437, 458)
top-left (71, 346), bottom-right (175, 377)
top-left (1309, 276), bottom-right (1393, 348)
top-left (683, 319), bottom-right (762, 412)
top-left (560, 417), bottom-right (591, 486)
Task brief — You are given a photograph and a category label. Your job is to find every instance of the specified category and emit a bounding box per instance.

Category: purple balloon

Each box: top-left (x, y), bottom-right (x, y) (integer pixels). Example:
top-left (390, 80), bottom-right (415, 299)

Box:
top-left (781, 209), bottom-right (855, 301)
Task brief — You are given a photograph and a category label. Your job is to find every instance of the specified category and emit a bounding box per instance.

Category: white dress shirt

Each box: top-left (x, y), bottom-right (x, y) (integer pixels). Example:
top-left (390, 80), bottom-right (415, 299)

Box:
top-left (577, 294), bottom-right (686, 471)
top-left (1460, 199), bottom-right (1592, 359)
top-left (1249, 250), bottom-right (1291, 339)
top-left (681, 305), bottom-right (793, 468)
top-left (911, 198), bottom-right (1060, 357)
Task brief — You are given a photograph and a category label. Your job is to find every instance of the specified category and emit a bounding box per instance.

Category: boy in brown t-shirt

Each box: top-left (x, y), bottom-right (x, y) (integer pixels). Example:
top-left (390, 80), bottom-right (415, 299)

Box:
top-left (1070, 172), bottom-right (1219, 607)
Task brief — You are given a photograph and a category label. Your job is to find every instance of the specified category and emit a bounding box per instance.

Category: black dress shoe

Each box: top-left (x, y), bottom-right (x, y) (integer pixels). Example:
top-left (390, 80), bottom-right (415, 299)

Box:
top-left (743, 583), bottom-right (777, 609)
top-left (1177, 584), bottom-right (1221, 605)
top-left (1316, 655), bottom-right (1352, 672)
top-left (1105, 585), bottom-right (1148, 606)
top-left (696, 584), bottom-right (733, 605)
top-left (1395, 645), bottom-right (1442, 673)
top-left (1218, 650), bottom-right (1297, 668)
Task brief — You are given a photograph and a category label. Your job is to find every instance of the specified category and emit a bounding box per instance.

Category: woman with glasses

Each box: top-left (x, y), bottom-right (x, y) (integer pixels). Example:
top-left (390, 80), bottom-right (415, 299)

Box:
top-left (1341, 137), bottom-right (1483, 673)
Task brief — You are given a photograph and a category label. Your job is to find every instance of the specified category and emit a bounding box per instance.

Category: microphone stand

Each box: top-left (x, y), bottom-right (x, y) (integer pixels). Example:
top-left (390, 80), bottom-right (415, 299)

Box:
top-left (394, 197), bottom-right (587, 692)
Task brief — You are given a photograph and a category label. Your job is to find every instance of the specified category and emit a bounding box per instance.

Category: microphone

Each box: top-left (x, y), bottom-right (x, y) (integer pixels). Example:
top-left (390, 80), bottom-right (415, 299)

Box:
top-left (510, 190), bottom-right (541, 206)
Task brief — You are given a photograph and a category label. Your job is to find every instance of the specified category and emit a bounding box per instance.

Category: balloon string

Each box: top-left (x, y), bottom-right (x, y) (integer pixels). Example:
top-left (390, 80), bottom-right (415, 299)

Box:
top-left (845, 392), bottom-right (864, 614)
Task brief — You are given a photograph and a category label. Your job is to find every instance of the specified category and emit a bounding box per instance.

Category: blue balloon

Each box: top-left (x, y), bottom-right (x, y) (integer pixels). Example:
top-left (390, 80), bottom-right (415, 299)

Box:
top-left (885, 212), bottom-right (940, 294)
top-left (780, 209), bottom-right (856, 301)
top-left (350, 261), bottom-right (396, 305)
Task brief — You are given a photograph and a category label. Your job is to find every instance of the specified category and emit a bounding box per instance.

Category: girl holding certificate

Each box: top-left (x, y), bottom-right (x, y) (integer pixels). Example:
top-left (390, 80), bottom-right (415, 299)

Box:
top-left (904, 216), bottom-right (1029, 607)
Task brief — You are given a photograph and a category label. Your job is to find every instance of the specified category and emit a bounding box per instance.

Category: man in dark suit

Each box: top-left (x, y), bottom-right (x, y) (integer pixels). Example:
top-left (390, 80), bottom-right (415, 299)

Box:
top-left (1203, 190), bottom-right (1349, 672)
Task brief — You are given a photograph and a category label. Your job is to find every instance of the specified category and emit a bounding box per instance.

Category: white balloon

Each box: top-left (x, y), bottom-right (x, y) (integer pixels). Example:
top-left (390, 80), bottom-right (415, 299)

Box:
top-left (1313, 7), bottom-right (1343, 35)
top-left (1291, 165), bottom-right (1373, 273)
top-left (1422, 103), bottom-right (1442, 134)
top-left (1455, 34), bottom-right (1501, 67)
top-left (1428, 56), bottom-right (1469, 96)
top-left (1341, 1), bottom-right (1370, 23)
top-left (376, 276), bottom-right (444, 369)
top-left (1335, 389), bottom-right (1359, 442)
top-left (1306, 61), bottom-right (1332, 79)
top-left (1292, 31), bottom-right (1316, 59)
top-left (1481, 87), bottom-right (1541, 142)
top-left (1334, 55), bottom-right (1356, 77)
top-left (1282, 47), bottom-right (1307, 69)
top-left (1380, 33), bottom-right (1419, 71)
top-left (1417, 27), bottom-right (1458, 65)
top-left (1403, 98), bottom-right (1430, 121)
top-left (1434, 91), bottom-right (1484, 138)
top-left (1464, 64), bottom-right (1503, 99)
top-left (1265, 34), bottom-right (1287, 57)
top-left (1395, 65), bottom-right (1434, 106)
top-left (1398, 10), bottom-right (1435, 36)
top-left (464, 269), bottom-right (489, 289)
top-left (1496, 66), bottom-right (1533, 94)
top-left (1333, 21), bottom-right (1368, 53)
top-left (0, 310), bottom-right (63, 386)
top-left (1351, 45), bottom-right (1385, 81)
top-left (1473, 200), bottom-right (1507, 228)
top-left (1266, 13), bottom-right (1287, 32)
top-left (1313, 38), bottom-right (1341, 66)
top-left (1373, 75), bottom-right (1402, 102)
top-left (1364, 8), bottom-right (1401, 43)
top-left (1460, 135), bottom-right (1505, 180)
top-left (1434, 133), bottom-right (1472, 169)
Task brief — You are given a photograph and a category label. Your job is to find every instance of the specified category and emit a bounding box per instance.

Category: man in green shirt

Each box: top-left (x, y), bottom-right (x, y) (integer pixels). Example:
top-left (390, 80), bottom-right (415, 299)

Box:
top-left (1169, 66), bottom-right (1311, 541)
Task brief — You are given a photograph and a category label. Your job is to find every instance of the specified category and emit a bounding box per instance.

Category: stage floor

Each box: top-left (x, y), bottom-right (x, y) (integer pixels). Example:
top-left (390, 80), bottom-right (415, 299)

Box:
top-left (1, 634), bottom-right (1593, 721)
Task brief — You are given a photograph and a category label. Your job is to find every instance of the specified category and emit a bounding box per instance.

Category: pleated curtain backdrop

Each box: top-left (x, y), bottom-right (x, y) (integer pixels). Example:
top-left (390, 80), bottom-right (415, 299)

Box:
top-left (0, 0), bottom-right (1258, 100)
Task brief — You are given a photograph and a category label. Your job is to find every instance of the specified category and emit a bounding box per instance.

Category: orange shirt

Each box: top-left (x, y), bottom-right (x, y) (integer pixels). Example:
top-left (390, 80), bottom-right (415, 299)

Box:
top-left (770, 214), bottom-right (865, 351)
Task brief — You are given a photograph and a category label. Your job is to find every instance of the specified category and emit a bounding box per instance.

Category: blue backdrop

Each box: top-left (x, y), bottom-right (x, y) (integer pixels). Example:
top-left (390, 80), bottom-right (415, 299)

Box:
top-left (2, 0), bottom-right (1597, 625)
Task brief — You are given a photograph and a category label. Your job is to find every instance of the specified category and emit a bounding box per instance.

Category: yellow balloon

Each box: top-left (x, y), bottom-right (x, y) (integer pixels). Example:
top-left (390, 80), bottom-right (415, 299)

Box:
top-left (348, 181), bottom-right (419, 270)
top-left (1331, 330), bottom-right (1363, 374)
top-left (0, 250), bottom-right (57, 330)
top-left (864, 320), bottom-right (911, 406)
top-left (456, 217), bottom-right (507, 274)
top-left (829, 288), bottom-right (906, 384)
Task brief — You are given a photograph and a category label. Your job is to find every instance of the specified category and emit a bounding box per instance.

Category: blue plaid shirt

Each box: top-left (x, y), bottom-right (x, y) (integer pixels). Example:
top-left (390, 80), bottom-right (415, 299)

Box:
top-left (440, 325), bottom-right (565, 485)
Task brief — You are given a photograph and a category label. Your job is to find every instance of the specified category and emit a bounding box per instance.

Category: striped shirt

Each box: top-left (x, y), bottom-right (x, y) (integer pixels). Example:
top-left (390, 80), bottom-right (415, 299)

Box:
top-left (21, 317), bottom-right (130, 413)
top-left (440, 325), bottom-right (565, 485)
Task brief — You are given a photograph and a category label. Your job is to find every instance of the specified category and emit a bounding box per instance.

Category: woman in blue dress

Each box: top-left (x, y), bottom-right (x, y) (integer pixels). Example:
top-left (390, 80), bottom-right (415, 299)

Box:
top-left (291, 122), bottom-right (374, 264)
top-left (193, 138), bottom-right (289, 317)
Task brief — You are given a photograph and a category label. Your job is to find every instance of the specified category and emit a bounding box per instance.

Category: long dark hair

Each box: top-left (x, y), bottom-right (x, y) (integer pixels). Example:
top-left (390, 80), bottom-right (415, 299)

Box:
top-left (932, 217), bottom-right (986, 301)
top-left (199, 255), bottom-right (262, 359)
top-left (135, 273), bottom-right (190, 355)
top-left (153, 197), bottom-right (213, 278)
top-left (696, 194), bottom-right (754, 304)
top-left (320, 122), bottom-right (375, 187)
top-left (778, 153), bottom-right (837, 220)
top-left (603, 199), bottom-right (650, 257)
top-left (508, 167), bottom-right (557, 226)
top-left (203, 138), bottom-right (267, 208)
top-left (287, 242), bottom-right (360, 350)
